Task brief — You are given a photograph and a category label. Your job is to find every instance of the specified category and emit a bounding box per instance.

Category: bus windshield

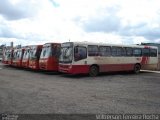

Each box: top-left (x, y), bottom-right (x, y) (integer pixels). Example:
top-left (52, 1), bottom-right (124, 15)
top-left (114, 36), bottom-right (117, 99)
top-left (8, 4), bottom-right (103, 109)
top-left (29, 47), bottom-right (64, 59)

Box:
top-left (13, 50), bottom-right (23, 60)
top-left (30, 48), bottom-right (37, 59)
top-left (4, 51), bottom-right (11, 60)
top-left (40, 46), bottom-right (51, 58)
top-left (23, 49), bottom-right (30, 59)
top-left (59, 43), bottom-right (73, 63)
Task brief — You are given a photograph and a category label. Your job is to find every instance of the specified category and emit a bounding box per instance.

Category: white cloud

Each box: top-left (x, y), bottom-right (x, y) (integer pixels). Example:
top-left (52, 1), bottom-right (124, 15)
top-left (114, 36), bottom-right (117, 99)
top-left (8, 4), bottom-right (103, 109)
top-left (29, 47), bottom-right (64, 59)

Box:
top-left (0, 0), bottom-right (160, 46)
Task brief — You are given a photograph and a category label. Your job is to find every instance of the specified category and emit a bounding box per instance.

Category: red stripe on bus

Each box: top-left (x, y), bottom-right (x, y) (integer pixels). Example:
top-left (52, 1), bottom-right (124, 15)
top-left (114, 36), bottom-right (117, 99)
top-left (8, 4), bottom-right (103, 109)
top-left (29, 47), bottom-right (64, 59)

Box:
top-left (59, 64), bottom-right (135, 74)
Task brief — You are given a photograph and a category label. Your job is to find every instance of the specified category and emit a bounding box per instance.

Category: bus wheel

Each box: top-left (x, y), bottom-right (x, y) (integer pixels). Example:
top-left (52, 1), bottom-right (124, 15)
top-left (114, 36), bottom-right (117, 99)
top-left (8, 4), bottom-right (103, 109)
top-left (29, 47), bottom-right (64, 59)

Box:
top-left (89, 65), bottom-right (99, 77)
top-left (134, 64), bottom-right (141, 74)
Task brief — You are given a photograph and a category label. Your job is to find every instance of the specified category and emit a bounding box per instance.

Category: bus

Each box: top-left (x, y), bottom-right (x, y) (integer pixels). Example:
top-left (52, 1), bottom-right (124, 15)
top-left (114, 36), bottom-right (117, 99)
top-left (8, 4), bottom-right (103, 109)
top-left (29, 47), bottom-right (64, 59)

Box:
top-left (22, 46), bottom-right (31, 68)
top-left (2, 48), bottom-right (13, 65)
top-left (39, 43), bottom-right (61, 71)
top-left (12, 48), bottom-right (25, 67)
top-left (28, 45), bottom-right (42, 70)
top-left (7, 49), bottom-right (14, 65)
top-left (59, 42), bottom-right (158, 76)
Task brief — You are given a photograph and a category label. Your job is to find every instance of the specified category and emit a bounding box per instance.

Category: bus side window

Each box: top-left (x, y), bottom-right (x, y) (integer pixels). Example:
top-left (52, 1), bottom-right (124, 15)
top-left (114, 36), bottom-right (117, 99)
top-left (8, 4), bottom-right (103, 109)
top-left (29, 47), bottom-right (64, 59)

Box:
top-left (150, 49), bottom-right (157, 57)
top-left (125, 47), bottom-right (133, 56)
top-left (121, 47), bottom-right (126, 56)
top-left (88, 45), bottom-right (99, 56)
top-left (133, 48), bottom-right (142, 57)
top-left (142, 48), bottom-right (150, 56)
top-left (111, 47), bottom-right (123, 57)
top-left (117, 47), bottom-right (123, 56)
top-left (111, 47), bottom-right (117, 56)
top-left (74, 46), bottom-right (87, 61)
top-left (99, 46), bottom-right (111, 56)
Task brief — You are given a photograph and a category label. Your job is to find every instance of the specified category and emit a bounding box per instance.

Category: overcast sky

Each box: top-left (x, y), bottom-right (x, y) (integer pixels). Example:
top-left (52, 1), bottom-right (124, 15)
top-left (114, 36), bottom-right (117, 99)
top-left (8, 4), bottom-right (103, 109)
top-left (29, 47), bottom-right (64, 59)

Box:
top-left (0, 0), bottom-right (160, 46)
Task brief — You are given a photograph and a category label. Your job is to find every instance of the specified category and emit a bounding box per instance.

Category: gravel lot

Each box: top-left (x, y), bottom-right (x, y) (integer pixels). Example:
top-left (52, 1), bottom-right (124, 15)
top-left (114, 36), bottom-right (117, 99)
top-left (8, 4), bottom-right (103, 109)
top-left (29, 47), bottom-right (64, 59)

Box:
top-left (0, 62), bottom-right (160, 115)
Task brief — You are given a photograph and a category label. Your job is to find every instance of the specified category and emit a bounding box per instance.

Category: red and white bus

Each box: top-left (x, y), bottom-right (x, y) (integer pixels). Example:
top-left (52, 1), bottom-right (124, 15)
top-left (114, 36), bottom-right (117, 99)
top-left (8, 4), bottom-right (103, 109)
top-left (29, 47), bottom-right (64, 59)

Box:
top-left (12, 48), bottom-right (25, 67)
top-left (22, 46), bottom-right (31, 68)
top-left (39, 43), bottom-right (61, 71)
top-left (2, 48), bottom-right (13, 65)
top-left (28, 45), bottom-right (42, 70)
top-left (59, 42), bottom-right (158, 76)
top-left (7, 49), bottom-right (14, 65)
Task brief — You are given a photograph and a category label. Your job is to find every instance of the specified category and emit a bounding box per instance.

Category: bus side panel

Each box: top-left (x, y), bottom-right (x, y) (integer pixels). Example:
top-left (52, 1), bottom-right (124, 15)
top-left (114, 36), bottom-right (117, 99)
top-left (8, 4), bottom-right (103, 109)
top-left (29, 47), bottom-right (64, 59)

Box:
top-left (59, 64), bottom-right (89, 74)
top-left (141, 56), bottom-right (158, 70)
top-left (99, 64), bottom-right (134, 72)
top-left (92, 57), bottom-right (138, 72)
top-left (71, 65), bottom-right (90, 74)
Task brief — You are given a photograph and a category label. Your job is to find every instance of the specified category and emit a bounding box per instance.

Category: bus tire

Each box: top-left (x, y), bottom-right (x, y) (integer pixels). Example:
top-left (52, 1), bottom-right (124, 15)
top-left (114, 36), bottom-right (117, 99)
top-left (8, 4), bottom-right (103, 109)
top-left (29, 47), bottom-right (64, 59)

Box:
top-left (89, 65), bottom-right (99, 77)
top-left (134, 64), bottom-right (141, 74)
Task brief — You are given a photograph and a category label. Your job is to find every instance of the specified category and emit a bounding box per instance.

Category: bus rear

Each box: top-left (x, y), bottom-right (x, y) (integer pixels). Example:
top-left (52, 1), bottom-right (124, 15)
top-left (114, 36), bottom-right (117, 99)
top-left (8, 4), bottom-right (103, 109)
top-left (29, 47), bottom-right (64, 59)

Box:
top-left (39, 43), bottom-right (60, 71)
top-left (12, 48), bottom-right (25, 67)
top-left (28, 45), bottom-right (42, 70)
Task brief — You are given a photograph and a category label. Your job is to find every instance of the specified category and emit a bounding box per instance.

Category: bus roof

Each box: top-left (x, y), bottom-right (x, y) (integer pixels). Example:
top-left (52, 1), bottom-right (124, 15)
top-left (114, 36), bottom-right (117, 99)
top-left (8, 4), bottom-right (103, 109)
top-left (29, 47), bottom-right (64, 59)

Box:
top-left (64, 42), bottom-right (158, 49)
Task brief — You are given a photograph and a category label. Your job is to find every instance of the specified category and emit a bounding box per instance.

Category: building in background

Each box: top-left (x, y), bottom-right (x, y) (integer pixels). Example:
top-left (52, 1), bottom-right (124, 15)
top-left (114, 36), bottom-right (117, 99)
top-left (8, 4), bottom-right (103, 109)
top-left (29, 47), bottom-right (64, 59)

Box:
top-left (141, 43), bottom-right (160, 70)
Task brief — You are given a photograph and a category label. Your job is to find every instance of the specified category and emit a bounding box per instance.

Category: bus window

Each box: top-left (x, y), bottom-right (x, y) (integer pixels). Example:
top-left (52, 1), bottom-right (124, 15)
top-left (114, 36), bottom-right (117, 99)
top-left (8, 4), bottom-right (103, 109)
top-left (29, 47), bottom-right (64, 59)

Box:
top-left (74, 46), bottom-right (87, 61)
top-left (111, 47), bottom-right (117, 56)
top-left (126, 47), bottom-right (133, 56)
top-left (23, 49), bottom-right (30, 59)
top-left (52, 45), bottom-right (61, 58)
top-left (99, 46), bottom-right (111, 56)
top-left (40, 46), bottom-right (51, 58)
top-left (117, 47), bottom-right (123, 56)
top-left (43, 50), bottom-right (46, 57)
top-left (36, 48), bottom-right (42, 59)
top-left (88, 45), bottom-right (99, 56)
top-left (133, 48), bottom-right (142, 57)
top-left (150, 49), bottom-right (157, 57)
top-left (121, 48), bottom-right (126, 56)
top-left (111, 47), bottom-right (123, 56)
top-left (142, 48), bottom-right (150, 56)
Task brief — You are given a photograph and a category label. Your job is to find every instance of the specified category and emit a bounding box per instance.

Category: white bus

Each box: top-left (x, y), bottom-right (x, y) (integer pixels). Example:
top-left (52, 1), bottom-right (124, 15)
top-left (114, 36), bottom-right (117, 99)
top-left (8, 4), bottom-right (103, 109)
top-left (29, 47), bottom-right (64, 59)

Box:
top-left (59, 42), bottom-right (158, 76)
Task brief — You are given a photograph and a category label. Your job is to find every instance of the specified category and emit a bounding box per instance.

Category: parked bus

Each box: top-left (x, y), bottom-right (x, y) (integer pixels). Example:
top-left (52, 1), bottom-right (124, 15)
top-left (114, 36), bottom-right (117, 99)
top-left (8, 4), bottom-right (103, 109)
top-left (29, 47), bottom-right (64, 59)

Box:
top-left (28, 45), bottom-right (42, 70)
top-left (39, 43), bottom-right (61, 71)
top-left (59, 42), bottom-right (158, 76)
top-left (12, 48), bottom-right (25, 67)
top-left (2, 48), bottom-right (13, 65)
top-left (22, 46), bottom-right (31, 68)
top-left (7, 49), bottom-right (14, 65)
